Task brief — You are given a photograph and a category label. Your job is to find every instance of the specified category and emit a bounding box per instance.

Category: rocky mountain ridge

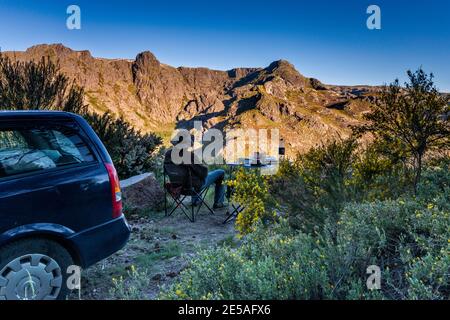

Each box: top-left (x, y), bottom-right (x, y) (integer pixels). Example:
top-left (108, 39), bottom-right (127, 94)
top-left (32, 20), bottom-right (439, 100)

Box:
top-left (4, 44), bottom-right (382, 153)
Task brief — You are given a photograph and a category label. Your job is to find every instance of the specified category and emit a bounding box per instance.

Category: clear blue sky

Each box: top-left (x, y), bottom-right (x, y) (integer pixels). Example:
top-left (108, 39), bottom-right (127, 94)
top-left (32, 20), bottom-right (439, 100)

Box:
top-left (0, 0), bottom-right (449, 91)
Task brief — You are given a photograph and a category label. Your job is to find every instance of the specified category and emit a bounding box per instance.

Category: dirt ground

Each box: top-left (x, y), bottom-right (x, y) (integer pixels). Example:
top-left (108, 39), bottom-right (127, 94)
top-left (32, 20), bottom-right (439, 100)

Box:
top-left (75, 204), bottom-right (237, 300)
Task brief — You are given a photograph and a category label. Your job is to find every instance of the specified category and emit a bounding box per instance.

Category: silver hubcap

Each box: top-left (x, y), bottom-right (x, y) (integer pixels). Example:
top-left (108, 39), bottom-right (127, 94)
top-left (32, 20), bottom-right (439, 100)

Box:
top-left (0, 254), bottom-right (63, 300)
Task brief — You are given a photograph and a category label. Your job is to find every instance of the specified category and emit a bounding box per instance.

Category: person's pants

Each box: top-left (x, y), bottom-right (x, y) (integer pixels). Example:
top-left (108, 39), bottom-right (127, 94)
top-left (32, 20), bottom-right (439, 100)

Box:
top-left (192, 169), bottom-right (225, 205)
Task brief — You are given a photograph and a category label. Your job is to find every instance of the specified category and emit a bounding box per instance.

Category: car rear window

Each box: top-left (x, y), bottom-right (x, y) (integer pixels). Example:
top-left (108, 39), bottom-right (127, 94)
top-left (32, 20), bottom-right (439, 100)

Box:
top-left (0, 125), bottom-right (96, 179)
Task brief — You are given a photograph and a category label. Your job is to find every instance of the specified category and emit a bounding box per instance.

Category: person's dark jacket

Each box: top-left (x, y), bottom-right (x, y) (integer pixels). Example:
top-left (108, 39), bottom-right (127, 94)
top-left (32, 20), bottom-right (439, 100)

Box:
top-left (164, 148), bottom-right (208, 189)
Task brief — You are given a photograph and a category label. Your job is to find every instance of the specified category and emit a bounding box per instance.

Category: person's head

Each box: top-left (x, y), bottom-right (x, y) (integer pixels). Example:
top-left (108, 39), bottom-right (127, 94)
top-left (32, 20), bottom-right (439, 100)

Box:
top-left (170, 134), bottom-right (183, 146)
top-left (170, 131), bottom-right (194, 147)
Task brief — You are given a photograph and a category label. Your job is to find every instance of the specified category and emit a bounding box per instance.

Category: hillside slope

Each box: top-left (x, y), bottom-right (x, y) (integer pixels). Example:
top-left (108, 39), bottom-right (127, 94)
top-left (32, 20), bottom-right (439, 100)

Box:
top-left (4, 44), bottom-right (382, 153)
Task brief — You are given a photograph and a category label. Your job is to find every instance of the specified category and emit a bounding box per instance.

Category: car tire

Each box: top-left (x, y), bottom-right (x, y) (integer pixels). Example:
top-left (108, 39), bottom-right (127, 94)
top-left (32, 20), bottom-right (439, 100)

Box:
top-left (0, 238), bottom-right (74, 300)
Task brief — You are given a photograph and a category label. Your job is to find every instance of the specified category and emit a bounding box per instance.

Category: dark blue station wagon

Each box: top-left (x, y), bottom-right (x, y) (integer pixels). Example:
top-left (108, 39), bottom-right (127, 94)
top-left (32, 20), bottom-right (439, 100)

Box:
top-left (0, 111), bottom-right (130, 300)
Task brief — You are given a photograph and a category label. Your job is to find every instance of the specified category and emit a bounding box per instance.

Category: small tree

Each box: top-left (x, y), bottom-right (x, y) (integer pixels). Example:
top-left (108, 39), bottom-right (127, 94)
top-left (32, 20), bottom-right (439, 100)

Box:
top-left (357, 68), bottom-right (449, 193)
top-left (301, 137), bottom-right (357, 242)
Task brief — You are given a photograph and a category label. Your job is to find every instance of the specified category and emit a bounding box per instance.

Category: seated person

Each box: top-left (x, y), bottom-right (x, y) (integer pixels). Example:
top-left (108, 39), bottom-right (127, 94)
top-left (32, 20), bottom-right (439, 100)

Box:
top-left (164, 135), bottom-right (225, 209)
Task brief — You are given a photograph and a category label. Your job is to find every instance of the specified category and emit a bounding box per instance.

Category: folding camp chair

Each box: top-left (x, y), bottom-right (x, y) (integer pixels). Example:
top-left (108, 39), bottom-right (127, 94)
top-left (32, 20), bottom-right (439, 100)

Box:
top-left (164, 166), bottom-right (215, 222)
top-left (223, 182), bottom-right (245, 224)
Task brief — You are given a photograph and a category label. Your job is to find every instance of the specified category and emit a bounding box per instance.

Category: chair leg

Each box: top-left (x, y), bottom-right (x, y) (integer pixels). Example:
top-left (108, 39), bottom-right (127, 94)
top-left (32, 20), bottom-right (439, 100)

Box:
top-left (179, 198), bottom-right (195, 222)
top-left (167, 195), bottom-right (185, 217)
top-left (223, 203), bottom-right (244, 224)
top-left (165, 186), bottom-right (216, 223)
top-left (164, 171), bottom-right (169, 217)
top-left (192, 186), bottom-right (215, 217)
top-left (201, 197), bottom-right (215, 216)
top-left (164, 191), bottom-right (168, 217)
top-left (175, 196), bottom-right (195, 222)
top-left (201, 186), bottom-right (215, 215)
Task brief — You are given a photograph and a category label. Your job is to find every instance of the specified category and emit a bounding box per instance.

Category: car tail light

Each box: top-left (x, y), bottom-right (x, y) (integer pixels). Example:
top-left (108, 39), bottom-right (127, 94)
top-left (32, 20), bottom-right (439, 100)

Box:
top-left (105, 163), bottom-right (123, 218)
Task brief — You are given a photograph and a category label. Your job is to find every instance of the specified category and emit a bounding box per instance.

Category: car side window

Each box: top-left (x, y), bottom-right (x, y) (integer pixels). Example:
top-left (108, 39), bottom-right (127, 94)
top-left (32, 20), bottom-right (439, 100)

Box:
top-left (0, 125), bottom-right (96, 179)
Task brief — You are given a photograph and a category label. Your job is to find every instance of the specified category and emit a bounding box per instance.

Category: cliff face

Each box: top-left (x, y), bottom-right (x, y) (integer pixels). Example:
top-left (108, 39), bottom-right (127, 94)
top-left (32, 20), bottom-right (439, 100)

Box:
top-left (4, 44), bottom-right (382, 154)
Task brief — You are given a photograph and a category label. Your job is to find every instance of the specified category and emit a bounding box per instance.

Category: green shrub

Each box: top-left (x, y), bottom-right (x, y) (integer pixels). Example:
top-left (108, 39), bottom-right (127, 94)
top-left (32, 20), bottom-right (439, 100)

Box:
top-left (161, 191), bottom-right (449, 300)
top-left (351, 144), bottom-right (411, 201)
top-left (85, 112), bottom-right (162, 178)
top-left (334, 198), bottom-right (449, 299)
top-left (269, 159), bottom-right (325, 233)
top-left (109, 266), bottom-right (150, 300)
top-left (269, 138), bottom-right (358, 235)
top-left (402, 246), bottom-right (450, 299)
top-left (416, 157), bottom-right (450, 207)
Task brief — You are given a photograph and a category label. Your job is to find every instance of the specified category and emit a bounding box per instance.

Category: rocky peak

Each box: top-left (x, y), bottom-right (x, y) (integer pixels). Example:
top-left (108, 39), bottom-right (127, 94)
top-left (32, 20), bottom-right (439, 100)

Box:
top-left (265, 59), bottom-right (295, 72)
top-left (133, 51), bottom-right (161, 76)
top-left (25, 43), bottom-right (91, 60)
top-left (309, 78), bottom-right (327, 90)
top-left (26, 43), bottom-right (72, 53)
top-left (263, 59), bottom-right (307, 88)
top-left (134, 51), bottom-right (160, 66)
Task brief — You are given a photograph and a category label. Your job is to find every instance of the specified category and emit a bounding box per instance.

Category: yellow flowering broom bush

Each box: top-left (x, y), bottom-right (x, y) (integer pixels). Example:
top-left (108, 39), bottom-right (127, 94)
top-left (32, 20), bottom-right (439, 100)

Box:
top-left (227, 168), bottom-right (272, 235)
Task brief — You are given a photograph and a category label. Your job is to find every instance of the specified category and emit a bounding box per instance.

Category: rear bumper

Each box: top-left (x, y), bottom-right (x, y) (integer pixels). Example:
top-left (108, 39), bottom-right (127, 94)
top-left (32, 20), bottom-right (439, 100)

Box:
top-left (68, 215), bottom-right (131, 268)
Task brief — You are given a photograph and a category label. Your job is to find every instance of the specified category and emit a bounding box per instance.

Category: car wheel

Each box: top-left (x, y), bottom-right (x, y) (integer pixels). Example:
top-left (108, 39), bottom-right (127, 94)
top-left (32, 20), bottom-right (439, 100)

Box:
top-left (0, 238), bottom-right (74, 300)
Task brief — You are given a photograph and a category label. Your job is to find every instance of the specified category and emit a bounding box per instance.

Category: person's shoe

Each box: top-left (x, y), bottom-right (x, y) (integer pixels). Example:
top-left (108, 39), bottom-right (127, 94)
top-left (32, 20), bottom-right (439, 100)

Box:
top-left (213, 202), bottom-right (225, 209)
